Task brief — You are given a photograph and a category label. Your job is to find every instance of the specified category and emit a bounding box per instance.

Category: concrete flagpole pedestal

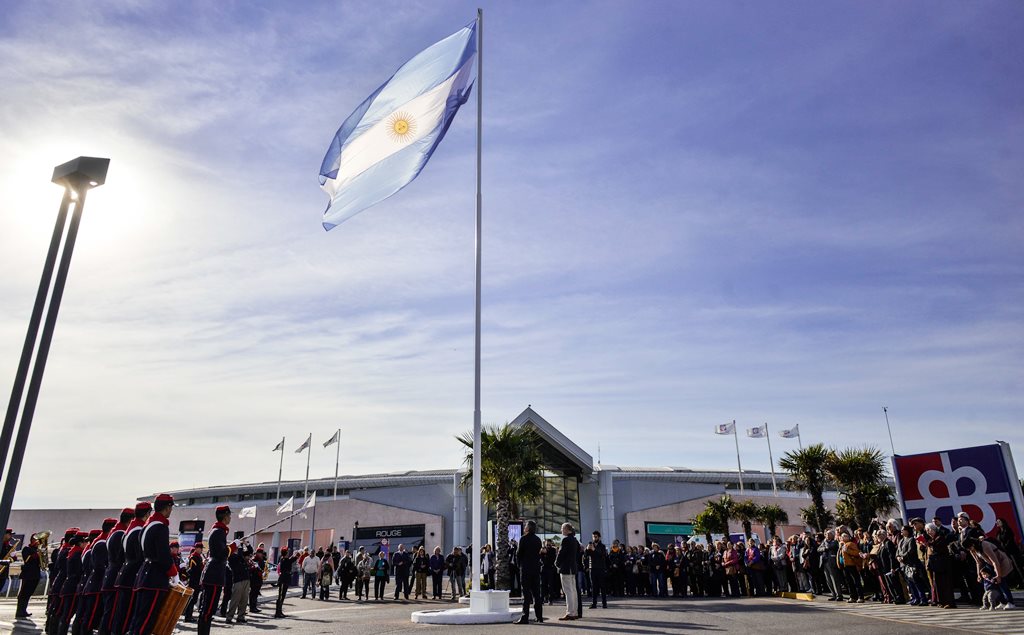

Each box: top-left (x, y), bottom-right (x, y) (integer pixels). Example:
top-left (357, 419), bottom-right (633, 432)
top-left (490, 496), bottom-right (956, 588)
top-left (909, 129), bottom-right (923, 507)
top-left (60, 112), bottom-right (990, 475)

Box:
top-left (411, 590), bottom-right (516, 624)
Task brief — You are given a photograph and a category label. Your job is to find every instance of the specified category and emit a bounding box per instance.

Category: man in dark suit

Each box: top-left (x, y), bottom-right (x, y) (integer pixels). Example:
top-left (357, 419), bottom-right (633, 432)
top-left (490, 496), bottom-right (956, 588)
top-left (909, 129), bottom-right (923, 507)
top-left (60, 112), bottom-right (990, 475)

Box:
top-left (555, 523), bottom-right (580, 621)
top-left (515, 521), bottom-right (545, 625)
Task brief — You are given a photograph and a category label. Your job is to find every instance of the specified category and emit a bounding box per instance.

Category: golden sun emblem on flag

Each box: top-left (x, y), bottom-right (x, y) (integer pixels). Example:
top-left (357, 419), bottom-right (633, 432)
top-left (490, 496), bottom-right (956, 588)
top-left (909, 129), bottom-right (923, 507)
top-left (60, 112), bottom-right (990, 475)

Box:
top-left (386, 111), bottom-right (417, 142)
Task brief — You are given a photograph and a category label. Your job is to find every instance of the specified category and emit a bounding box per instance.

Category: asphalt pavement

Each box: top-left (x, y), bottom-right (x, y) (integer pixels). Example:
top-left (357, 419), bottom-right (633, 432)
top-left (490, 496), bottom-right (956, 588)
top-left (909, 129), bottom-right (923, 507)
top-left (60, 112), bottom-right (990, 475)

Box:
top-left (4, 592), bottom-right (1022, 635)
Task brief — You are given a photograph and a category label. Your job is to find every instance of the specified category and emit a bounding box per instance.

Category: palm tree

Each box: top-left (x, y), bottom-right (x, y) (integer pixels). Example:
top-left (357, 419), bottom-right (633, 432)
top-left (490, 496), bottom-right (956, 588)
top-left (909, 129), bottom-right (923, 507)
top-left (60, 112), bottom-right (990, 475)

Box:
top-left (824, 447), bottom-right (895, 529)
top-left (692, 510), bottom-right (717, 546)
top-left (732, 500), bottom-right (760, 541)
top-left (693, 495), bottom-right (733, 544)
top-left (758, 504), bottom-right (789, 539)
top-left (457, 424), bottom-right (544, 590)
top-left (778, 444), bottom-right (833, 531)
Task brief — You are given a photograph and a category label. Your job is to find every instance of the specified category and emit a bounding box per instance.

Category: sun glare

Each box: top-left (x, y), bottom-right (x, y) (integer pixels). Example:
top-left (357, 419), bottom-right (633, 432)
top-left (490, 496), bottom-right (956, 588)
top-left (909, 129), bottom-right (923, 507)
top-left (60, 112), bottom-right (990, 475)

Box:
top-left (2, 140), bottom-right (151, 254)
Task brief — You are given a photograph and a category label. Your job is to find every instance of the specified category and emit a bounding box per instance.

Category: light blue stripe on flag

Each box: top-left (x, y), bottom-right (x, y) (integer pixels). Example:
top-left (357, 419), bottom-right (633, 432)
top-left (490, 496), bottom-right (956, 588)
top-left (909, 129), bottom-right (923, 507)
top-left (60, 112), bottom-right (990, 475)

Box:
top-left (319, 21), bottom-right (477, 230)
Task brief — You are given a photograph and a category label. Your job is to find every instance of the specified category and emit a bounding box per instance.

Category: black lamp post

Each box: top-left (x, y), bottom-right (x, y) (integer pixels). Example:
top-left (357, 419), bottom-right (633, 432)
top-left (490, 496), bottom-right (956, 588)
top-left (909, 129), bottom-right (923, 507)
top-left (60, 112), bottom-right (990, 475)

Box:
top-left (0, 157), bottom-right (109, 533)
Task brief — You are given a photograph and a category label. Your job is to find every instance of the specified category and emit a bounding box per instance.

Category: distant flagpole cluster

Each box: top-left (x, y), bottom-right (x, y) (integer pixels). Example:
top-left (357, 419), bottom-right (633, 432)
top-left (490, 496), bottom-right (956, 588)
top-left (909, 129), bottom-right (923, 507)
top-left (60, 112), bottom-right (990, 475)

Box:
top-left (716, 421), bottom-right (805, 496)
top-left (267, 430), bottom-right (343, 549)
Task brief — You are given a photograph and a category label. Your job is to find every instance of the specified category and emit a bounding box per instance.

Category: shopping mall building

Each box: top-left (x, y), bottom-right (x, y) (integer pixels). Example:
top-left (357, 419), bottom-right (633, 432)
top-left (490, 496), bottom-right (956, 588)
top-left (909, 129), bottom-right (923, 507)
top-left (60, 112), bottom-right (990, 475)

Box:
top-left (11, 407), bottom-right (839, 555)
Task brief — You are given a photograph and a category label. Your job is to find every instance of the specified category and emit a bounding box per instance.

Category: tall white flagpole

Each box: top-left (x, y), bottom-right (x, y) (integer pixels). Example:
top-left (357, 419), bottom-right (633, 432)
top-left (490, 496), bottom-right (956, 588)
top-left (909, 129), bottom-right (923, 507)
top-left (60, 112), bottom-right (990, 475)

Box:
top-left (304, 432), bottom-right (312, 547)
top-left (334, 428), bottom-right (341, 499)
top-left (765, 422), bottom-right (778, 495)
top-left (470, 6), bottom-right (484, 597)
top-left (276, 436), bottom-right (285, 501)
top-left (732, 420), bottom-right (744, 492)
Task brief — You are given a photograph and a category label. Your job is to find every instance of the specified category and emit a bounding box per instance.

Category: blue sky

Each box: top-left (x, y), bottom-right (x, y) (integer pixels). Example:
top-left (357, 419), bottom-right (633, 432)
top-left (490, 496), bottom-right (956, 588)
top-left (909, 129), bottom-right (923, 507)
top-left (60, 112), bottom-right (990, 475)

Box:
top-left (1, 1), bottom-right (1021, 507)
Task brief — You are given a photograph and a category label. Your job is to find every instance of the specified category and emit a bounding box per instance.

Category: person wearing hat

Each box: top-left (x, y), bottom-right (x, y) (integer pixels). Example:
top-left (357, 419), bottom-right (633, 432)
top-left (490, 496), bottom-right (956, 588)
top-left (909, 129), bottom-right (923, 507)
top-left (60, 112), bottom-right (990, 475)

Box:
top-left (45, 527), bottom-right (79, 635)
top-left (78, 519), bottom-right (116, 634)
top-left (182, 542), bottom-right (204, 622)
top-left (274, 547), bottom-right (298, 618)
top-left (72, 527), bottom-right (106, 635)
top-left (0, 528), bottom-right (15, 594)
top-left (16, 532), bottom-right (42, 619)
top-left (111, 502), bottom-right (152, 635)
top-left (129, 494), bottom-right (176, 635)
top-left (57, 531), bottom-right (89, 635)
top-left (99, 508), bottom-right (134, 635)
top-left (196, 505), bottom-right (231, 635)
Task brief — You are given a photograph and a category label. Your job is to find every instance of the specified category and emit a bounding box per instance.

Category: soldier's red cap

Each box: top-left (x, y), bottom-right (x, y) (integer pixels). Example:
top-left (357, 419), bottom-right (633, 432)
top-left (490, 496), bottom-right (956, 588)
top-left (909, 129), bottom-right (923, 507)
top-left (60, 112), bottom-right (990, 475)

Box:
top-left (155, 493), bottom-right (174, 504)
top-left (103, 518), bottom-right (118, 525)
top-left (135, 501), bottom-right (152, 512)
top-left (122, 508), bottom-right (135, 515)
top-left (76, 531), bottom-right (89, 538)
top-left (4, 528), bottom-right (11, 534)
top-left (89, 529), bottom-right (102, 538)
top-left (193, 542), bottom-right (204, 548)
top-left (216, 505), bottom-right (231, 513)
top-left (65, 527), bottom-right (79, 535)
top-left (169, 541), bottom-right (179, 548)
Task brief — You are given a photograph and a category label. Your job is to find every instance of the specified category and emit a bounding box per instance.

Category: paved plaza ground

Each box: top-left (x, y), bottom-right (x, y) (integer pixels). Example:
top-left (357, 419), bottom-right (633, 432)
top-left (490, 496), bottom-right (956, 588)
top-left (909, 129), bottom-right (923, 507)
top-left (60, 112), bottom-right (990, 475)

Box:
top-left (4, 591), bottom-right (1024, 635)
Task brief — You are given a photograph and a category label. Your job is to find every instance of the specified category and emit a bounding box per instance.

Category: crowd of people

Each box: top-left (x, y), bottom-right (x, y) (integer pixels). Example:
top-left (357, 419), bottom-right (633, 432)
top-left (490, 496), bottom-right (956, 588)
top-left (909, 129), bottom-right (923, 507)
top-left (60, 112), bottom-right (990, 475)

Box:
top-left (6, 500), bottom-right (1023, 632)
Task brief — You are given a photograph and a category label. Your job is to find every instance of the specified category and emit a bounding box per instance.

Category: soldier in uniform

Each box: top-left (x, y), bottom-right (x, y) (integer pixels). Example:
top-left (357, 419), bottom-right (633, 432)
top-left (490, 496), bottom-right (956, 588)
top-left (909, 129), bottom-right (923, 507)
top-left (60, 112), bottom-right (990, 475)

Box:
top-left (197, 505), bottom-right (231, 635)
top-left (0, 528), bottom-right (15, 594)
top-left (111, 502), bottom-right (152, 635)
top-left (128, 494), bottom-right (176, 635)
top-left (71, 528), bottom-right (103, 635)
top-left (76, 520), bottom-right (117, 635)
top-left (57, 531), bottom-right (90, 635)
top-left (182, 542), bottom-right (204, 622)
top-left (17, 532), bottom-right (43, 619)
top-left (46, 528), bottom-right (79, 635)
top-left (99, 509), bottom-right (133, 635)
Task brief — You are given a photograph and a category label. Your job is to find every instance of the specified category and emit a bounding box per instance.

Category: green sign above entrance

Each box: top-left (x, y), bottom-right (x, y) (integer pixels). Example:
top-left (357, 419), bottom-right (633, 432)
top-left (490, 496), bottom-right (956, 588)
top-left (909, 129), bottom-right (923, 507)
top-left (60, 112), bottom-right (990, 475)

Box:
top-left (646, 523), bottom-right (693, 535)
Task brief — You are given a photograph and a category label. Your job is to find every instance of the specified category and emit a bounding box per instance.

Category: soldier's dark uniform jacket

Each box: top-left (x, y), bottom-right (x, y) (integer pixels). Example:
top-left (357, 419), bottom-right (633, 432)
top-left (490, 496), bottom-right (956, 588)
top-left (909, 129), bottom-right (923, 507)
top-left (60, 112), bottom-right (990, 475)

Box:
top-left (135, 512), bottom-right (175, 589)
top-left (115, 522), bottom-right (145, 588)
top-left (102, 524), bottom-right (128, 591)
top-left (201, 522), bottom-right (229, 586)
top-left (61, 541), bottom-right (85, 599)
top-left (85, 531), bottom-right (109, 593)
top-left (186, 549), bottom-right (205, 588)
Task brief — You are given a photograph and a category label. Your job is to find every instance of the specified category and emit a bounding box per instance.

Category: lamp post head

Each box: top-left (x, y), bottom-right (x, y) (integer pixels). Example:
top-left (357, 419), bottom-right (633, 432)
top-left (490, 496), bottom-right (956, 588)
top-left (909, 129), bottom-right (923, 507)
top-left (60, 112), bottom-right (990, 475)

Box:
top-left (52, 156), bottom-right (110, 190)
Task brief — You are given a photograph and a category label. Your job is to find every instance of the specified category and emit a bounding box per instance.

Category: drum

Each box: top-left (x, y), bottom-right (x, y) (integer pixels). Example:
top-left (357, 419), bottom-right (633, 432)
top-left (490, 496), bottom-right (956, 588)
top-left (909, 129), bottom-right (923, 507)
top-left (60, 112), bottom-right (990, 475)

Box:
top-left (151, 585), bottom-right (193, 635)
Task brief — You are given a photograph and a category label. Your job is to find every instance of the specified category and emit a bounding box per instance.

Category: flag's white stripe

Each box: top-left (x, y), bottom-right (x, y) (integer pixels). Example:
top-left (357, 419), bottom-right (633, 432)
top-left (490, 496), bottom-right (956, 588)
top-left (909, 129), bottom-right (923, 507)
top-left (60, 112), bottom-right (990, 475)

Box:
top-left (323, 61), bottom-right (470, 197)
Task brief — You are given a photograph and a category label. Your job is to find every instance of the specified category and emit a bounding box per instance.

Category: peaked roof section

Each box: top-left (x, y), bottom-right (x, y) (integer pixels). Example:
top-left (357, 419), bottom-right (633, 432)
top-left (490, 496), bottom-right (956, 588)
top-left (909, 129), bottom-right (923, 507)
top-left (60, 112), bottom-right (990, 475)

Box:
top-left (509, 406), bottom-right (594, 475)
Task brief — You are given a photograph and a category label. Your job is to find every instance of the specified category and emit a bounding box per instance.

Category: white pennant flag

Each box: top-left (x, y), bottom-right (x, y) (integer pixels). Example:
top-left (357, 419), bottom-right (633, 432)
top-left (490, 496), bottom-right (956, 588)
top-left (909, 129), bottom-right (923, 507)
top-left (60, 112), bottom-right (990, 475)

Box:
top-left (746, 425), bottom-right (767, 439)
top-left (276, 497), bottom-right (294, 515)
top-left (295, 434), bottom-right (311, 454)
top-left (714, 422), bottom-right (735, 435)
top-left (323, 430), bottom-right (340, 448)
top-left (303, 492), bottom-right (317, 510)
top-left (238, 505), bottom-right (257, 519)
top-left (779, 424), bottom-right (800, 439)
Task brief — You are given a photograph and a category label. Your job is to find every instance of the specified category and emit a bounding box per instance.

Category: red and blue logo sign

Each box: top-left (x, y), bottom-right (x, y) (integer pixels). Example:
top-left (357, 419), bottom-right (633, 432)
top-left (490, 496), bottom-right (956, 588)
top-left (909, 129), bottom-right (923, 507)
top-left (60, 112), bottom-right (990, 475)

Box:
top-left (894, 444), bottom-right (1023, 543)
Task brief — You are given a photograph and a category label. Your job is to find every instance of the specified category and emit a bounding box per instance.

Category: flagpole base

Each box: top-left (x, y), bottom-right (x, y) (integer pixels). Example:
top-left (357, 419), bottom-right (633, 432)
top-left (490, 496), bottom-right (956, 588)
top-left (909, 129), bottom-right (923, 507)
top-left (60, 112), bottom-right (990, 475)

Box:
top-left (411, 591), bottom-right (515, 624)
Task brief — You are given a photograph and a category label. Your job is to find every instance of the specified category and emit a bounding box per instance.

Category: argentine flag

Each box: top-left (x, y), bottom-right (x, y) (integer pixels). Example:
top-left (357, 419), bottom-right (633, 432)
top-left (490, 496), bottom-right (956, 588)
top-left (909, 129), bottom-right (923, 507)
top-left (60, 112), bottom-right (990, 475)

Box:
top-left (319, 21), bottom-right (477, 230)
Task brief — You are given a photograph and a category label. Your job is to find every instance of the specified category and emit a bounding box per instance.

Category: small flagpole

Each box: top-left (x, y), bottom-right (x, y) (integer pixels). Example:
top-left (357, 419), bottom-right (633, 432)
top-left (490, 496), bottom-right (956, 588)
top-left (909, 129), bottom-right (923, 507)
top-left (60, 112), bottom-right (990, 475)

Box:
top-left (304, 433), bottom-right (312, 547)
top-left (732, 420), bottom-right (744, 492)
top-left (276, 436), bottom-right (285, 502)
top-left (470, 6), bottom-right (484, 597)
top-left (797, 425), bottom-right (803, 451)
top-left (334, 428), bottom-right (341, 499)
top-left (765, 422), bottom-right (778, 495)
top-left (883, 407), bottom-right (895, 456)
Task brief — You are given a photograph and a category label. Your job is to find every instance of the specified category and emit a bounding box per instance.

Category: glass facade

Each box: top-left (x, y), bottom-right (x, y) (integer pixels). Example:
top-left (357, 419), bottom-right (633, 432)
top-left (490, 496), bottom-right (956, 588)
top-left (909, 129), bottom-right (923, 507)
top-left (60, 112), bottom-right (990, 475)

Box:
top-left (489, 471), bottom-right (580, 537)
